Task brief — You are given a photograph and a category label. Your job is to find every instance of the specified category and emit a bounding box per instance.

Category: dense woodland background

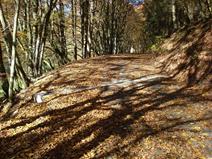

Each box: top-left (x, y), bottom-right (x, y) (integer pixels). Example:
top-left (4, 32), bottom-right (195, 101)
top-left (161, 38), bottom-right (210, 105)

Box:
top-left (0, 0), bottom-right (211, 101)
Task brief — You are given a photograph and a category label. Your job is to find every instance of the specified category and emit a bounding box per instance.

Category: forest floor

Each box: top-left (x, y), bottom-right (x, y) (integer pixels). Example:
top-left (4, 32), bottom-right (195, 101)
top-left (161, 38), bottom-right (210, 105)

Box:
top-left (0, 54), bottom-right (211, 159)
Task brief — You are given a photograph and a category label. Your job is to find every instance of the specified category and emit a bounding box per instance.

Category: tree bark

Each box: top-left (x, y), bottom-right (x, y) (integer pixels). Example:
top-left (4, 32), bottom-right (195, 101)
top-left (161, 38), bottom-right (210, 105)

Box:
top-left (172, 0), bottom-right (177, 30)
top-left (0, 41), bottom-right (9, 97)
top-left (33, 0), bottom-right (57, 77)
top-left (8, 0), bottom-right (20, 102)
top-left (0, 2), bottom-right (12, 55)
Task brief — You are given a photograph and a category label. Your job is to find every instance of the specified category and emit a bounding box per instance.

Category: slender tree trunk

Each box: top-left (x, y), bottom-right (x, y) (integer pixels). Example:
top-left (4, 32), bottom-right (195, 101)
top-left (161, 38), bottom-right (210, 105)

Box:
top-left (8, 0), bottom-right (20, 102)
top-left (0, 41), bottom-right (9, 97)
top-left (71, 0), bottom-right (78, 60)
top-left (84, 0), bottom-right (89, 58)
top-left (171, 0), bottom-right (177, 30)
top-left (33, 0), bottom-right (57, 77)
top-left (0, 2), bottom-right (12, 56)
top-left (0, 1), bottom-right (30, 88)
top-left (109, 0), bottom-right (115, 54)
top-left (59, 0), bottom-right (68, 63)
top-left (25, 0), bottom-right (33, 74)
top-left (80, 0), bottom-right (85, 58)
top-left (205, 0), bottom-right (212, 17)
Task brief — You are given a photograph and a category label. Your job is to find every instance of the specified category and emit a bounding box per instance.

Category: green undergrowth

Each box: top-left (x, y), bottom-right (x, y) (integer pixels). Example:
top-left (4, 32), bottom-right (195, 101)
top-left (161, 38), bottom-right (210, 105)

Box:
top-left (147, 36), bottom-right (166, 54)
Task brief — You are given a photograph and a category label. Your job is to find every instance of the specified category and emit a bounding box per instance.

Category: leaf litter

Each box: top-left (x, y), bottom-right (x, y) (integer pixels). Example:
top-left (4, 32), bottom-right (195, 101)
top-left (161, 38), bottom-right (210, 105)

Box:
top-left (0, 54), bottom-right (211, 159)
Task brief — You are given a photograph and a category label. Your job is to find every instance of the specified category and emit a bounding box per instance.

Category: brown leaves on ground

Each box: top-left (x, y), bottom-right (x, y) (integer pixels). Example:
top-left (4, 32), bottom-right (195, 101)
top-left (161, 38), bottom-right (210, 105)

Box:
top-left (0, 54), bottom-right (211, 159)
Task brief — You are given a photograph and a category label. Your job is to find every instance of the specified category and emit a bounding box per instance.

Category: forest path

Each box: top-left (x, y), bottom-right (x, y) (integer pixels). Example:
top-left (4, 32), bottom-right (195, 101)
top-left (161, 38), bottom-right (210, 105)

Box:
top-left (0, 54), bottom-right (211, 159)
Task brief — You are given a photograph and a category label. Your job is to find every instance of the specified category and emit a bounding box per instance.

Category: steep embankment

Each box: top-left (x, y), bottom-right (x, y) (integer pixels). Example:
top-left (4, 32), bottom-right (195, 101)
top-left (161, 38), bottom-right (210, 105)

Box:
top-left (159, 19), bottom-right (212, 86)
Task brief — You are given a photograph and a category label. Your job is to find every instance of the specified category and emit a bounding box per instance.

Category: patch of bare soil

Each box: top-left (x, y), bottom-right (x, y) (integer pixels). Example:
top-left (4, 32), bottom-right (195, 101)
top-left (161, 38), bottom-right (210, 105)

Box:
top-left (0, 54), bottom-right (211, 159)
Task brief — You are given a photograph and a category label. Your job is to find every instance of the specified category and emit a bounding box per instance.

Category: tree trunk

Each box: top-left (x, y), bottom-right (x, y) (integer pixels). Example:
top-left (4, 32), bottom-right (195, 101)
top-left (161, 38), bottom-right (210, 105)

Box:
top-left (0, 41), bottom-right (9, 97)
top-left (8, 0), bottom-right (20, 102)
top-left (71, 0), bottom-right (78, 60)
top-left (80, 0), bottom-right (85, 58)
top-left (59, 0), bottom-right (68, 63)
top-left (0, 2), bottom-right (12, 56)
top-left (205, 0), bottom-right (212, 17)
top-left (33, 0), bottom-right (57, 77)
top-left (171, 0), bottom-right (177, 30)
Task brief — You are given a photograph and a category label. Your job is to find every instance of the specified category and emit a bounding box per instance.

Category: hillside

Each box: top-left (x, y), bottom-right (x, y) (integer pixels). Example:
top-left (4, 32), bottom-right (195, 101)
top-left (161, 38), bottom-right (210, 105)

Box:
top-left (0, 51), bottom-right (211, 158)
top-left (159, 19), bottom-right (212, 87)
